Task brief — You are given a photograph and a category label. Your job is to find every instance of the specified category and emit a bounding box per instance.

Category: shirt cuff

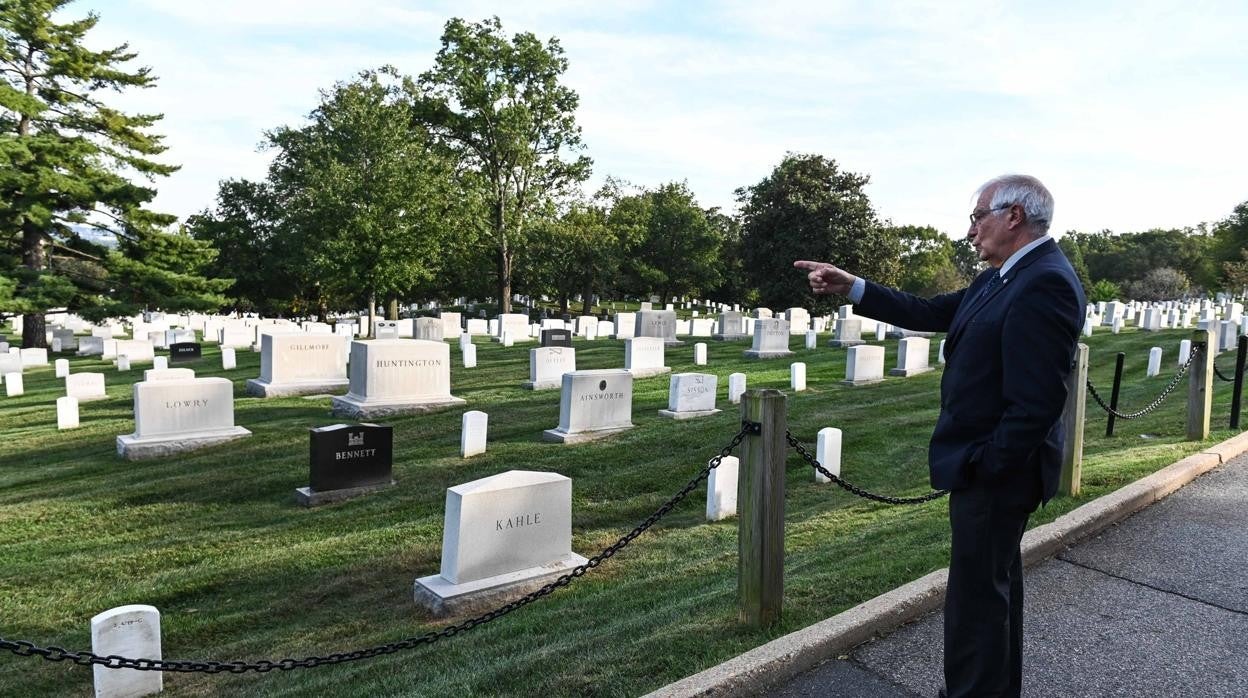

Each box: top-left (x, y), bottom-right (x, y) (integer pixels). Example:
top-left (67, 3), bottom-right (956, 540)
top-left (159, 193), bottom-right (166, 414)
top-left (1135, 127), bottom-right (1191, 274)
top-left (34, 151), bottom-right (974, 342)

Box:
top-left (848, 276), bottom-right (865, 304)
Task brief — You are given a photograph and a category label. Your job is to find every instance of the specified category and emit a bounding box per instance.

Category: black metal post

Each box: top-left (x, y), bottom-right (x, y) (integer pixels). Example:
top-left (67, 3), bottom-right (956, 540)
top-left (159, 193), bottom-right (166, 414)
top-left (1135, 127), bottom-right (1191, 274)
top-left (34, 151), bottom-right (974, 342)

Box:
top-left (1106, 352), bottom-right (1125, 437)
top-left (1232, 335), bottom-right (1247, 430)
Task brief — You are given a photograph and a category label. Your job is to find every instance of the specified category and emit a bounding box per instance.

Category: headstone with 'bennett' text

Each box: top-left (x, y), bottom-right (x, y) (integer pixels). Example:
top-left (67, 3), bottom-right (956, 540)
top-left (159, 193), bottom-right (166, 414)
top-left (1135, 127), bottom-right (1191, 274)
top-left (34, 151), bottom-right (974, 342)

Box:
top-left (413, 470), bottom-right (587, 617)
top-left (296, 423), bottom-right (394, 506)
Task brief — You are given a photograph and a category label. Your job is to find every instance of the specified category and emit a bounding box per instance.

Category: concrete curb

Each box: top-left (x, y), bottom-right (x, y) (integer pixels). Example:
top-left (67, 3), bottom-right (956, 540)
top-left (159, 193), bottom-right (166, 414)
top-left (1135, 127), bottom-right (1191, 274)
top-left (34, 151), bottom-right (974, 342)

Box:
top-left (645, 431), bottom-right (1248, 698)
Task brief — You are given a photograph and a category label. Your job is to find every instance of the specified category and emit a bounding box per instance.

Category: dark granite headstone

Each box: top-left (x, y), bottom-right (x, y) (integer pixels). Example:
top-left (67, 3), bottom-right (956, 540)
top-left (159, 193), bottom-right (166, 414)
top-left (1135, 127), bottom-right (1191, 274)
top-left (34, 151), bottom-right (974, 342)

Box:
top-left (169, 342), bottom-right (202, 363)
top-left (308, 423), bottom-right (393, 493)
top-left (541, 329), bottom-right (573, 348)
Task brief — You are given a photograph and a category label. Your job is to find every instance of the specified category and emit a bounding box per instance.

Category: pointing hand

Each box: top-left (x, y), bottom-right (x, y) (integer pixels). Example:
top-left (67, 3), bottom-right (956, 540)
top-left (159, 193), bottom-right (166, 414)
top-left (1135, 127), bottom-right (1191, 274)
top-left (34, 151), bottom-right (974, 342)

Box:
top-left (794, 260), bottom-right (856, 296)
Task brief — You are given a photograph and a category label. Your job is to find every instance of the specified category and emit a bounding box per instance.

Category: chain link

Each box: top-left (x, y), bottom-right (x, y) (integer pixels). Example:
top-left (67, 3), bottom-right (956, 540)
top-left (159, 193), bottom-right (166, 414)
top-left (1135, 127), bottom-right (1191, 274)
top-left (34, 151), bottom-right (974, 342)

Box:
top-left (1087, 343), bottom-right (1203, 420)
top-left (785, 431), bottom-right (949, 505)
top-left (1213, 362), bottom-right (1235, 383)
top-left (0, 425), bottom-right (755, 675)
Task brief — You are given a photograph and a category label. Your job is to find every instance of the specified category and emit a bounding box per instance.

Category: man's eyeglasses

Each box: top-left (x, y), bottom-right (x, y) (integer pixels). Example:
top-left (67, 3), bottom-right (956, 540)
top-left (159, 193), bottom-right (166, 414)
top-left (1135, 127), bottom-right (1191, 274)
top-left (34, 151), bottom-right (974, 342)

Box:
top-left (969, 204), bottom-right (1013, 226)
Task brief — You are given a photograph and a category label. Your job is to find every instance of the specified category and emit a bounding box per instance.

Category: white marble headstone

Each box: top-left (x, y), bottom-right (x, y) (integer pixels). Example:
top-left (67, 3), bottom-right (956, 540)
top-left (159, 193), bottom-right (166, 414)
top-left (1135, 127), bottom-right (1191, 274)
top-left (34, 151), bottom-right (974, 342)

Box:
top-left (461, 410), bottom-right (488, 458)
top-left (144, 367), bottom-right (196, 382)
top-left (728, 372), bottom-right (746, 404)
top-left (19, 347), bottom-right (48, 367)
top-left (65, 372), bottom-right (106, 401)
top-left (1147, 347), bottom-right (1162, 377)
top-left (706, 455), bottom-right (739, 521)
top-left (525, 347), bottom-right (576, 390)
top-left (744, 318), bottom-right (793, 358)
top-left (221, 347), bottom-right (237, 370)
top-left (91, 605), bottom-right (162, 698)
top-left (462, 344), bottom-right (477, 368)
top-left (55, 358), bottom-right (69, 378)
top-left (659, 373), bottom-right (719, 419)
top-left (543, 369), bottom-right (634, 443)
top-left (815, 427), bottom-right (842, 484)
top-left (844, 345), bottom-right (885, 385)
top-left (694, 342), bottom-right (707, 366)
top-left (438, 470), bottom-right (576, 584)
top-left (791, 362), bottom-right (807, 391)
top-left (890, 337), bottom-right (932, 377)
top-left (625, 337), bottom-right (669, 378)
top-left (57, 396), bottom-right (79, 430)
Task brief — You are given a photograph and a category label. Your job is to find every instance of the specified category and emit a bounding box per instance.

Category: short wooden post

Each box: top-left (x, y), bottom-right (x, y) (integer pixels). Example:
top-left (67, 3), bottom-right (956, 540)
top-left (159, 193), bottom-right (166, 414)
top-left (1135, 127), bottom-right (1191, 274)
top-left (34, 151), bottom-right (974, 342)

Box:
top-left (738, 389), bottom-right (787, 627)
top-left (1187, 329), bottom-right (1214, 441)
top-left (1060, 343), bottom-right (1089, 496)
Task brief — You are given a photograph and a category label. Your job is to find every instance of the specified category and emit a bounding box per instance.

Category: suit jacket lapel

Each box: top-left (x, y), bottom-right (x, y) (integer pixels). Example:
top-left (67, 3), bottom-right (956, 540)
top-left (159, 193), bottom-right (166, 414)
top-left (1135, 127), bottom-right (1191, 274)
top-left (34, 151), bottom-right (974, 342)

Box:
top-left (946, 239), bottom-right (1060, 353)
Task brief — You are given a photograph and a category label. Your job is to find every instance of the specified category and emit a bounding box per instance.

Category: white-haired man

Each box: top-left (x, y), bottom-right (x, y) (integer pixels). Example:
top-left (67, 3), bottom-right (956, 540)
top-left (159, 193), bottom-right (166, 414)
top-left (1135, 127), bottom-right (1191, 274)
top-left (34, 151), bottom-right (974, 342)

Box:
top-left (796, 174), bottom-right (1086, 697)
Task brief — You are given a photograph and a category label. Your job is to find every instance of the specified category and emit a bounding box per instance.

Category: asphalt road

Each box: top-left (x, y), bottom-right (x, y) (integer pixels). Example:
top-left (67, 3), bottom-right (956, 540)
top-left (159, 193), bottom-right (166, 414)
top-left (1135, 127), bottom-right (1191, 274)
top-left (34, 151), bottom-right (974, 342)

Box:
top-left (771, 450), bottom-right (1248, 697)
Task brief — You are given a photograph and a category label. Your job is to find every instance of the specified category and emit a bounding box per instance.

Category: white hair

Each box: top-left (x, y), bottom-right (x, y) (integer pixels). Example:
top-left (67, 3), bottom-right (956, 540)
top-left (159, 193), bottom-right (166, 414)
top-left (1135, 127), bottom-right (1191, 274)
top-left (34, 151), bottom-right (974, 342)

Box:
top-left (974, 174), bottom-right (1054, 235)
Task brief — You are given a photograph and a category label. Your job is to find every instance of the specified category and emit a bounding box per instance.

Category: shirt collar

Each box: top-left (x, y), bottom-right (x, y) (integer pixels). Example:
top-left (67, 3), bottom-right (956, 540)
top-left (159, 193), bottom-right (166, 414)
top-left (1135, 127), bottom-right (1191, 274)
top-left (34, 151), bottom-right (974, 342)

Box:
top-left (998, 234), bottom-right (1051, 279)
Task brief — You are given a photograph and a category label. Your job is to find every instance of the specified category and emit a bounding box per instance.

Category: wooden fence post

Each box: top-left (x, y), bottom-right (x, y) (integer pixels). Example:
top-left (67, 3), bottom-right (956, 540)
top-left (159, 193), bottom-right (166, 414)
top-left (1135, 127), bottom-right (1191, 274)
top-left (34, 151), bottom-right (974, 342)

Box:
top-left (1060, 343), bottom-right (1089, 496)
top-left (738, 389), bottom-right (787, 627)
top-left (1187, 329), bottom-right (1214, 441)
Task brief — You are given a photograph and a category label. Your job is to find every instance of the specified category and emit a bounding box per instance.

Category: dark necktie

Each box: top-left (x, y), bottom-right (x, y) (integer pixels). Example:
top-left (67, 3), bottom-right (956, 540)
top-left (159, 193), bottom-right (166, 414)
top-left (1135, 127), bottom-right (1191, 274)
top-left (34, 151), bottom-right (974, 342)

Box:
top-left (974, 271), bottom-right (1002, 303)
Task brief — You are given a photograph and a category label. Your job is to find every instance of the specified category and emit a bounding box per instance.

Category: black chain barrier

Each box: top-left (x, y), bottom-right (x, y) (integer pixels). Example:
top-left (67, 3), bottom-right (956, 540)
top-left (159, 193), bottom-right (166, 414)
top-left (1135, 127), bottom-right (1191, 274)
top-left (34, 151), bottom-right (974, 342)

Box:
top-left (785, 431), bottom-right (949, 505)
top-left (1087, 344), bottom-right (1203, 420)
top-left (1213, 362), bottom-right (1235, 383)
top-left (0, 425), bottom-right (756, 675)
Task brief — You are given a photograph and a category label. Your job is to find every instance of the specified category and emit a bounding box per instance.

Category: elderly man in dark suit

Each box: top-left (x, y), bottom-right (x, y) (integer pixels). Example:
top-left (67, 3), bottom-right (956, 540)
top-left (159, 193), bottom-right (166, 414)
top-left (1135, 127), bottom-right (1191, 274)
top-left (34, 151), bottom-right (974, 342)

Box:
top-left (795, 174), bottom-right (1085, 697)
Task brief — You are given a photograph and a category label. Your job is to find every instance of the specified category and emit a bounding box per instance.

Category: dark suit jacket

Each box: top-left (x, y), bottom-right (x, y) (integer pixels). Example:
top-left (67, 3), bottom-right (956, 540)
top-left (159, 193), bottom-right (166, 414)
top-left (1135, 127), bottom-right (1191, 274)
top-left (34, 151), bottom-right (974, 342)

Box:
top-left (856, 238), bottom-right (1085, 503)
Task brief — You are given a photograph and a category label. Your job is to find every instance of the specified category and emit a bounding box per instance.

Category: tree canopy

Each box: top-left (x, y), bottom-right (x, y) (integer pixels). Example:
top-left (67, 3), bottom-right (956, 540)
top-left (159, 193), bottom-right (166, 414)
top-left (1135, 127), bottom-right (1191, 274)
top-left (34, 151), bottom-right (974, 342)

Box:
top-left (1, 0), bottom-right (227, 345)
top-left (413, 16), bottom-right (592, 314)
top-left (737, 153), bottom-right (898, 312)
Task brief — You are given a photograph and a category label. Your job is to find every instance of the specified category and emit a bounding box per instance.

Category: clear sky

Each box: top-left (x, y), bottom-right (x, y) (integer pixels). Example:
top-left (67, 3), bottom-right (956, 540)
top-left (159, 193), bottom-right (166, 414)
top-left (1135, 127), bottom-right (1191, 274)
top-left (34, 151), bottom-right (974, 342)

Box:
top-left (75, 0), bottom-right (1248, 239)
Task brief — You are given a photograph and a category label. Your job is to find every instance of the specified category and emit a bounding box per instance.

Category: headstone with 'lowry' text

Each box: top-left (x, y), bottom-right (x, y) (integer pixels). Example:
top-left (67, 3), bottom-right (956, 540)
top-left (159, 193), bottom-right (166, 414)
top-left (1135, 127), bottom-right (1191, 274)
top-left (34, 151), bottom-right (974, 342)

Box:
top-left (116, 377), bottom-right (251, 460)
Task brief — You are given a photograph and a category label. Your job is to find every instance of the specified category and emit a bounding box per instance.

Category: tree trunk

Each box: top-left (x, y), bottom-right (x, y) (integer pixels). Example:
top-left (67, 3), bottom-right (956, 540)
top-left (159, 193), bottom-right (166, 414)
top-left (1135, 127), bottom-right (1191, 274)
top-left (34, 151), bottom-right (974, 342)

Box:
top-left (559, 293), bottom-right (569, 315)
top-left (387, 297), bottom-right (398, 321)
top-left (21, 226), bottom-right (47, 349)
top-left (368, 290), bottom-right (377, 339)
top-left (581, 283), bottom-right (593, 316)
top-left (497, 249), bottom-right (512, 314)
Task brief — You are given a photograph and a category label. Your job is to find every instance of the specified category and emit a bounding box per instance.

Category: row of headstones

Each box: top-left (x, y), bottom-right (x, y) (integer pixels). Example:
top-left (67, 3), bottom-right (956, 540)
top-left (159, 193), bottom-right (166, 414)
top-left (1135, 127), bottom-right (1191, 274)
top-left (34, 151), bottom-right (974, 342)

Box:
top-left (1090, 299), bottom-right (1243, 333)
top-left (85, 415), bottom-right (856, 698)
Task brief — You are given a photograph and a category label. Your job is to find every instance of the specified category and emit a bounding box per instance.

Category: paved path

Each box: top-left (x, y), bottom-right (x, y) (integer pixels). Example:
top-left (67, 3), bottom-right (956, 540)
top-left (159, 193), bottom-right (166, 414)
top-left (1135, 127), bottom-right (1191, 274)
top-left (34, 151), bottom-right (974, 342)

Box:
top-left (772, 451), bottom-right (1248, 697)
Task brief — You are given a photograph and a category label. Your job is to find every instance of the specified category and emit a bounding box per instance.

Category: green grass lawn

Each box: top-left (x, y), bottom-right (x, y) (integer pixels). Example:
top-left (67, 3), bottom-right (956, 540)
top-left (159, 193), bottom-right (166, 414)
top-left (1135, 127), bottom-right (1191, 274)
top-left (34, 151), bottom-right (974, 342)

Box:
top-left (0, 322), bottom-right (1238, 696)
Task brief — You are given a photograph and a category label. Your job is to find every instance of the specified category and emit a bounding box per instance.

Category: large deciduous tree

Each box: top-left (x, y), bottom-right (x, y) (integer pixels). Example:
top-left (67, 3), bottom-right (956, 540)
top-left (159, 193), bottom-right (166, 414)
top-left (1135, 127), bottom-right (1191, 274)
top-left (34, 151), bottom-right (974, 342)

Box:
top-left (611, 182), bottom-right (724, 307)
top-left (266, 68), bottom-right (455, 333)
top-left (891, 224), bottom-right (967, 297)
top-left (1, 0), bottom-right (225, 345)
top-left (737, 153), bottom-right (898, 312)
top-left (414, 16), bottom-right (592, 313)
top-left (186, 179), bottom-right (306, 316)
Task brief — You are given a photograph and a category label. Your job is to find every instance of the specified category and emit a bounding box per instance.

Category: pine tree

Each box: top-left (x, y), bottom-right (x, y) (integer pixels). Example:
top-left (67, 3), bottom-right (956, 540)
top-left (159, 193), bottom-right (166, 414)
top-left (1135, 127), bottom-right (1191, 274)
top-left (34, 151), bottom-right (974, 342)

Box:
top-left (0, 1), bottom-right (225, 346)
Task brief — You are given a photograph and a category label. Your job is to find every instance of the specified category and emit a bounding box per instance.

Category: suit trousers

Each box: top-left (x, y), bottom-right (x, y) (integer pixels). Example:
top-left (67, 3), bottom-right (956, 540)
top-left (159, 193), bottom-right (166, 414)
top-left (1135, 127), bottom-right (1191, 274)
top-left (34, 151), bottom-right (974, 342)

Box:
top-left (943, 476), bottom-right (1040, 697)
